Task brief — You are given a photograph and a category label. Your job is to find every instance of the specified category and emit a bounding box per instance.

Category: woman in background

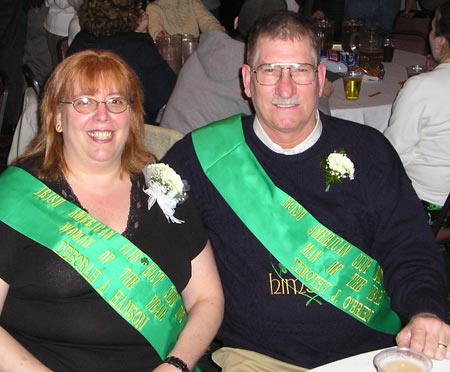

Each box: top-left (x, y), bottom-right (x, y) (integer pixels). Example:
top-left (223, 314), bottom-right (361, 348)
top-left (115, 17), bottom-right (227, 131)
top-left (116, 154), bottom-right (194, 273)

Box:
top-left (385, 2), bottom-right (450, 224)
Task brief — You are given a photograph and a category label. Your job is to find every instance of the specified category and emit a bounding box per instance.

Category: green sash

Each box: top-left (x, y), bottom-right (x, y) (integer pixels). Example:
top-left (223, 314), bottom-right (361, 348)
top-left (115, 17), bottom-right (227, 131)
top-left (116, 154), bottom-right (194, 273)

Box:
top-left (0, 167), bottom-right (200, 370)
top-left (192, 115), bottom-right (401, 335)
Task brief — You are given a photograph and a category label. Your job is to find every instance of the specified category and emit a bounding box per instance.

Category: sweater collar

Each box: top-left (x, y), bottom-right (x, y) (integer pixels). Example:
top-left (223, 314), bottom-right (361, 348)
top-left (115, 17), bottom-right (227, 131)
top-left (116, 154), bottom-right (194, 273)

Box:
top-left (253, 111), bottom-right (322, 155)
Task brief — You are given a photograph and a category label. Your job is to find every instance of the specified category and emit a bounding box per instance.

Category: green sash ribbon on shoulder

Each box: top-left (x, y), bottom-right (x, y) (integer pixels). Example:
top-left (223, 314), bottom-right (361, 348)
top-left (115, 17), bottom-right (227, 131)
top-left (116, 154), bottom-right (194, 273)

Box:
top-left (192, 114), bottom-right (401, 335)
top-left (0, 167), bottom-right (200, 370)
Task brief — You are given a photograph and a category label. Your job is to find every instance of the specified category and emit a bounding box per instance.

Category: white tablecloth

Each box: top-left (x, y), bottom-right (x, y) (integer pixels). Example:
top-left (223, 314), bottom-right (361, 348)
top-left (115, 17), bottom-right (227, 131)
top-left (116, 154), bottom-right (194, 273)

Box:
top-left (329, 50), bottom-right (426, 133)
top-left (309, 348), bottom-right (450, 372)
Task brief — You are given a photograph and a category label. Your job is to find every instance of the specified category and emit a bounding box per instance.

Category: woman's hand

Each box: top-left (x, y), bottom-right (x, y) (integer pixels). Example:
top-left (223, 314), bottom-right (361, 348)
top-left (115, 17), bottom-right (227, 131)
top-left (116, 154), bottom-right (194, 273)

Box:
top-left (136, 11), bottom-right (149, 33)
top-left (159, 241), bottom-right (224, 371)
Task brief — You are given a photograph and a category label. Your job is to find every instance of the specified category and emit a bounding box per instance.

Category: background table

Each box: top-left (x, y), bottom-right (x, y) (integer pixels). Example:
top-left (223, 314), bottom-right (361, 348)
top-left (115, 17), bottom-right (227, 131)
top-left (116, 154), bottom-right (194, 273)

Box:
top-left (329, 50), bottom-right (426, 133)
top-left (309, 348), bottom-right (450, 372)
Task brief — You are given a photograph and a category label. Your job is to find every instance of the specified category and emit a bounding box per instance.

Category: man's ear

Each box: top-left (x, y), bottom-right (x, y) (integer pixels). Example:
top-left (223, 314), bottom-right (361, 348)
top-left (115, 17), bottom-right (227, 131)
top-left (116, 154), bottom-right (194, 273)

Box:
top-left (317, 63), bottom-right (327, 97)
top-left (234, 16), bottom-right (239, 30)
top-left (242, 64), bottom-right (253, 98)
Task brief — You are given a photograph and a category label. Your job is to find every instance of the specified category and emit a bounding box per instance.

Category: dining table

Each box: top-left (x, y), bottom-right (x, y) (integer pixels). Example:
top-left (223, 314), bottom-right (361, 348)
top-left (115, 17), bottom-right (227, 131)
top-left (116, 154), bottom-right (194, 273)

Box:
top-left (309, 347), bottom-right (450, 372)
top-left (328, 49), bottom-right (426, 133)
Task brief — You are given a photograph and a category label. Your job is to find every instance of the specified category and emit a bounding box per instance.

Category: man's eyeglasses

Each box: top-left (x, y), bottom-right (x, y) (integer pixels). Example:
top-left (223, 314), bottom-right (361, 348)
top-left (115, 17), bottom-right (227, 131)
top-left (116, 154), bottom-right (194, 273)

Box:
top-left (59, 97), bottom-right (130, 114)
top-left (251, 63), bottom-right (318, 86)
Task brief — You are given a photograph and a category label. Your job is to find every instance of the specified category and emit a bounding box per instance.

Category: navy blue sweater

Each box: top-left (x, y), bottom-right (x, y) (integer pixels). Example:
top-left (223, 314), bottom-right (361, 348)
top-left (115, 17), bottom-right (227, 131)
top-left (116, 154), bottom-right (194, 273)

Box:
top-left (163, 113), bottom-right (449, 369)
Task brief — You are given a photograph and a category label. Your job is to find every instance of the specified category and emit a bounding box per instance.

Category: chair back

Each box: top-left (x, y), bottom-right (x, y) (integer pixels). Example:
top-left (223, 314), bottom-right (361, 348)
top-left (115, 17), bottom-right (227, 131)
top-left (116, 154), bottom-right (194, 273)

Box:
top-left (57, 37), bottom-right (69, 63)
top-left (431, 192), bottom-right (450, 243)
top-left (7, 87), bottom-right (39, 165)
top-left (22, 64), bottom-right (42, 97)
top-left (0, 71), bottom-right (8, 135)
top-left (143, 125), bottom-right (183, 160)
top-left (388, 13), bottom-right (431, 55)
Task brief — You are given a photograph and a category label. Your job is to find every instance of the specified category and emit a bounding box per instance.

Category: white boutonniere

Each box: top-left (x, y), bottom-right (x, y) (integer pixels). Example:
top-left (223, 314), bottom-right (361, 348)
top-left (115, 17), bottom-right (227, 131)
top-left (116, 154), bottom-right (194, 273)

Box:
top-left (321, 149), bottom-right (355, 192)
top-left (143, 163), bottom-right (188, 223)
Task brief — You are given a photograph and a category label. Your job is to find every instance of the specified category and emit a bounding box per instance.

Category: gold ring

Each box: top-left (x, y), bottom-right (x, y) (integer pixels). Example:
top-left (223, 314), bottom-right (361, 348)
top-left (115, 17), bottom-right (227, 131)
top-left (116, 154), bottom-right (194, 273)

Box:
top-left (438, 343), bottom-right (448, 349)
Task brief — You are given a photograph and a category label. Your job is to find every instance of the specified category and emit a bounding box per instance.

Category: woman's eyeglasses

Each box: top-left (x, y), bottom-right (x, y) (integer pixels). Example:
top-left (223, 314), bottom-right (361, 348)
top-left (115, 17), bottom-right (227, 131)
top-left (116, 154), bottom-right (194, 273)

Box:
top-left (59, 97), bottom-right (130, 114)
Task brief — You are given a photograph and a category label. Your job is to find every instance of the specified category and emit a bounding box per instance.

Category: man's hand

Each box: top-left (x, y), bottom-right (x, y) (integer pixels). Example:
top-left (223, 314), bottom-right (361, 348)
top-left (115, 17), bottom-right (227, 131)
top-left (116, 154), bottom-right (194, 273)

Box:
top-left (396, 313), bottom-right (450, 360)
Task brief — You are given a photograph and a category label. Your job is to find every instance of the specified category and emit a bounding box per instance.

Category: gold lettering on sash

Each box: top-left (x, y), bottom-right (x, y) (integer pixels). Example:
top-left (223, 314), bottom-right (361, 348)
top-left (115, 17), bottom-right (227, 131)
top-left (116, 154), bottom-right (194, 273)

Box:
top-left (366, 284), bottom-right (383, 306)
top-left (289, 258), bottom-right (332, 295)
top-left (174, 305), bottom-right (186, 324)
top-left (67, 208), bottom-right (115, 240)
top-left (119, 267), bottom-right (140, 289)
top-left (352, 253), bottom-right (372, 274)
top-left (307, 224), bottom-right (352, 257)
top-left (326, 261), bottom-right (344, 276)
top-left (54, 241), bottom-right (102, 285)
top-left (146, 295), bottom-right (168, 321)
top-left (142, 263), bottom-right (166, 286)
top-left (98, 250), bottom-right (116, 264)
top-left (373, 266), bottom-right (383, 285)
top-left (59, 222), bottom-right (95, 248)
top-left (281, 197), bottom-right (308, 221)
top-left (120, 243), bottom-right (143, 264)
top-left (300, 243), bottom-right (323, 263)
top-left (97, 279), bottom-right (110, 295)
top-left (343, 296), bottom-right (374, 323)
top-left (34, 186), bottom-right (65, 208)
top-left (331, 288), bottom-right (342, 303)
top-left (346, 273), bottom-right (368, 292)
top-left (163, 285), bottom-right (180, 307)
top-left (109, 289), bottom-right (150, 330)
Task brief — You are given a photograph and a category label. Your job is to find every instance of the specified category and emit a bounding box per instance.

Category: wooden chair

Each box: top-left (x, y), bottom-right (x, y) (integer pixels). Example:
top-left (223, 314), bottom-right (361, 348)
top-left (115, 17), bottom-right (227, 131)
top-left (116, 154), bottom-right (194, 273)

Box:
top-left (143, 125), bottom-right (183, 160)
top-left (431, 193), bottom-right (450, 249)
top-left (387, 12), bottom-right (431, 55)
top-left (0, 71), bottom-right (8, 135)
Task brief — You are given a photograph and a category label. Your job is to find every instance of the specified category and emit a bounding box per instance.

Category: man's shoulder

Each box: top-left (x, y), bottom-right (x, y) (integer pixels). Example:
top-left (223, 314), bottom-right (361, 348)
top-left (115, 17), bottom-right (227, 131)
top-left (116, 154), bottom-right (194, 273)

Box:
top-left (322, 113), bottom-right (385, 138)
top-left (321, 113), bottom-right (395, 157)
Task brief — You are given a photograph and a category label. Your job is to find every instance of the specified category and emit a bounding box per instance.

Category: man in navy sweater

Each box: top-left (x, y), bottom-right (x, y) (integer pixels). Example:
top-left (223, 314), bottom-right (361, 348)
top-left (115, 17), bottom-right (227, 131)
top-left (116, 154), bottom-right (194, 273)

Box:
top-left (163, 10), bottom-right (450, 372)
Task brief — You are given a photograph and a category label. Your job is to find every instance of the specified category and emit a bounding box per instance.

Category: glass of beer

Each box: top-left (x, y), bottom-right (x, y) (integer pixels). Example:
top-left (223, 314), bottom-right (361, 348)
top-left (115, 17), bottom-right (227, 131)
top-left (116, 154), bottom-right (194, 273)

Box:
top-left (373, 347), bottom-right (433, 372)
top-left (342, 69), bottom-right (363, 100)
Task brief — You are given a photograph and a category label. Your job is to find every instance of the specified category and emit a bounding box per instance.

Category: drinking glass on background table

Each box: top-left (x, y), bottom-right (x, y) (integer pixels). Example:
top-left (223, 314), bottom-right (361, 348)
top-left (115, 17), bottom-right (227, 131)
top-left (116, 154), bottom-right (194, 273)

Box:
top-left (155, 34), bottom-right (182, 74)
top-left (314, 18), bottom-right (335, 51)
top-left (373, 347), bottom-right (433, 372)
top-left (341, 18), bottom-right (365, 52)
top-left (406, 64), bottom-right (425, 78)
top-left (342, 69), bottom-right (363, 100)
top-left (181, 34), bottom-right (198, 65)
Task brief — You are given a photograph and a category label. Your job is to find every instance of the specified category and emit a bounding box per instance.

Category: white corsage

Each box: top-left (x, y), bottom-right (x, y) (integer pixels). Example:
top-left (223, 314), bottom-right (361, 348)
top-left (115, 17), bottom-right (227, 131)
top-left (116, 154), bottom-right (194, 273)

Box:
top-left (321, 149), bottom-right (355, 192)
top-left (143, 163), bottom-right (188, 223)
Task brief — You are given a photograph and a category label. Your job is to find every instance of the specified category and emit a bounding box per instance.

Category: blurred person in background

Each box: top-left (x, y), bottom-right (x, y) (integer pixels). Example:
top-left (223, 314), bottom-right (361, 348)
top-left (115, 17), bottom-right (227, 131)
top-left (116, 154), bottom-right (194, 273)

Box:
top-left (44, 0), bottom-right (77, 68)
top-left (68, 0), bottom-right (176, 125)
top-left (146, 0), bottom-right (225, 40)
top-left (385, 1), bottom-right (450, 225)
top-left (160, 0), bottom-right (288, 134)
